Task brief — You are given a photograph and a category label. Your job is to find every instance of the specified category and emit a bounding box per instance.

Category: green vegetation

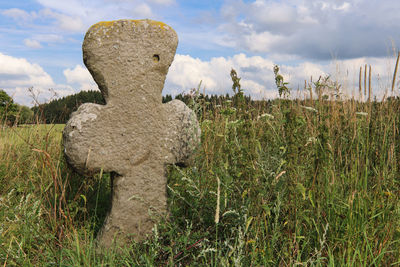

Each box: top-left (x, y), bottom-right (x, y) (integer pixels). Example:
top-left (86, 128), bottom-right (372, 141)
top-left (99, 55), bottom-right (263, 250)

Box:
top-left (2, 68), bottom-right (400, 266)
top-left (32, 90), bottom-right (106, 124)
top-left (30, 88), bottom-right (246, 124)
top-left (0, 89), bottom-right (33, 125)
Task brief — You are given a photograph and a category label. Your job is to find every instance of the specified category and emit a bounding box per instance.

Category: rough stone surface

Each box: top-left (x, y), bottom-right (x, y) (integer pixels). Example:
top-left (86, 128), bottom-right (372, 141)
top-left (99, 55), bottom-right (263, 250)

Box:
top-left (62, 19), bottom-right (200, 247)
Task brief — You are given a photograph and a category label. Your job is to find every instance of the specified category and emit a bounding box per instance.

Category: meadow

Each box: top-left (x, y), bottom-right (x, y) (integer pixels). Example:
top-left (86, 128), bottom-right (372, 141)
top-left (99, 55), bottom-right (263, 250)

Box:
top-left (2, 70), bottom-right (400, 266)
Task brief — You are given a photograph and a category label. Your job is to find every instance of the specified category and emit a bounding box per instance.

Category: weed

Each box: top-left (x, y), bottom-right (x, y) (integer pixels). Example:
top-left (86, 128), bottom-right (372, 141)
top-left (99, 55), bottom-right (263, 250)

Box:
top-left (2, 64), bottom-right (400, 265)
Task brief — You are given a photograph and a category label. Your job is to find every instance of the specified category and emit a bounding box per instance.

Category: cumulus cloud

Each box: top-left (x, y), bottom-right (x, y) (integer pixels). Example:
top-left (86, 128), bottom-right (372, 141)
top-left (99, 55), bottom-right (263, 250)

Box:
top-left (165, 53), bottom-right (322, 99)
top-left (0, 53), bottom-right (76, 106)
top-left (1, 51), bottom-right (395, 107)
top-left (219, 0), bottom-right (400, 60)
top-left (327, 56), bottom-right (397, 99)
top-left (165, 53), bottom-right (397, 100)
top-left (0, 53), bottom-right (54, 88)
top-left (63, 65), bottom-right (98, 91)
top-left (2, 0), bottom-right (398, 105)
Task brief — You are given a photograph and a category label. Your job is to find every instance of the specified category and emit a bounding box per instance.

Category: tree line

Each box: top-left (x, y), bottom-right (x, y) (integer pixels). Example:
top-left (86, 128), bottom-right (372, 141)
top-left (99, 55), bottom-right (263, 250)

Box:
top-left (1, 76), bottom-right (267, 126)
top-left (0, 90), bottom-right (33, 126)
top-left (32, 90), bottom-right (105, 124)
top-left (34, 90), bottom-right (259, 124)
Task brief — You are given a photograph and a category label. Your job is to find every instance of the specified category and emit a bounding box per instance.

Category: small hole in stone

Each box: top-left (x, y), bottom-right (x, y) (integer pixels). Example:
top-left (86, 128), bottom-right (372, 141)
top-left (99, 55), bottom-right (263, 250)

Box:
top-left (153, 54), bottom-right (160, 62)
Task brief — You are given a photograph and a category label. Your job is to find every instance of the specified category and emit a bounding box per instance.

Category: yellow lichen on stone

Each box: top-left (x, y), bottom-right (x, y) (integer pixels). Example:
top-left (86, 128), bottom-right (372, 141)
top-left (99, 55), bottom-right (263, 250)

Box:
top-left (93, 21), bottom-right (116, 28)
top-left (146, 20), bottom-right (169, 30)
top-left (90, 19), bottom-right (169, 31)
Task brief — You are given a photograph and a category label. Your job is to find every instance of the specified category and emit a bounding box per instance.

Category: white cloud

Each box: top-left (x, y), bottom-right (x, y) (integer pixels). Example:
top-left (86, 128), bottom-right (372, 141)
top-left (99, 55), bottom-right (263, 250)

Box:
top-left (148, 0), bottom-right (175, 5)
top-left (21, 34), bottom-right (65, 51)
top-left (0, 53), bottom-right (54, 88)
top-left (327, 56), bottom-right (396, 99)
top-left (63, 65), bottom-right (98, 91)
top-left (135, 3), bottom-right (153, 18)
top-left (11, 85), bottom-right (76, 107)
top-left (219, 0), bottom-right (400, 60)
top-left (317, 1), bottom-right (351, 12)
top-left (1, 51), bottom-right (395, 107)
top-left (56, 14), bottom-right (84, 32)
top-left (40, 8), bottom-right (85, 32)
top-left (2, 8), bottom-right (31, 20)
top-left (334, 2), bottom-right (351, 12)
top-left (0, 53), bottom-right (77, 106)
top-left (37, 1), bottom-right (91, 18)
top-left (24, 39), bottom-right (42, 49)
top-left (4, 1), bottom-right (157, 36)
top-left (281, 62), bottom-right (327, 82)
top-left (3, 0), bottom-right (399, 106)
top-left (243, 31), bottom-right (285, 53)
top-left (36, 0), bottom-right (154, 32)
top-left (22, 34), bottom-right (64, 49)
top-left (165, 53), bottom-right (285, 99)
top-left (34, 34), bottom-right (64, 43)
top-left (251, 1), bottom-right (297, 25)
top-left (165, 53), bottom-right (397, 100)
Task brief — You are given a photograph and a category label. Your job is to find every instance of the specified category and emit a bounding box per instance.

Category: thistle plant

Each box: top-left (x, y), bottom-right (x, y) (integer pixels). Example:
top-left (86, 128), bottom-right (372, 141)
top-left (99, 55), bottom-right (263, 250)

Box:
top-left (274, 65), bottom-right (291, 98)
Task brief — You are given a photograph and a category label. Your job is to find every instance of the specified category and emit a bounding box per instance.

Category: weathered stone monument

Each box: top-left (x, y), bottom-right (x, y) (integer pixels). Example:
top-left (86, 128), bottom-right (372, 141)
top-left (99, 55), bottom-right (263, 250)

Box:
top-left (63, 19), bottom-right (200, 247)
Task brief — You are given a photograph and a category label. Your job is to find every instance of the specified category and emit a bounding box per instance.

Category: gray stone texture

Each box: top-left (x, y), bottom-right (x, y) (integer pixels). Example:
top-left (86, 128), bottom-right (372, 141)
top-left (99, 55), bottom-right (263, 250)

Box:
top-left (63, 19), bottom-right (200, 247)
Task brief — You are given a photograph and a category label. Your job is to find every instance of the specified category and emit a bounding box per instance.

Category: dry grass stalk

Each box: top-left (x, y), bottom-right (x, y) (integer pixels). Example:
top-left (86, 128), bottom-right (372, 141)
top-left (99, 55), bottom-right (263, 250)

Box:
top-left (214, 175), bottom-right (220, 224)
top-left (359, 66), bottom-right (362, 100)
top-left (368, 65), bottom-right (372, 103)
top-left (392, 51), bottom-right (400, 93)
top-left (364, 64), bottom-right (367, 97)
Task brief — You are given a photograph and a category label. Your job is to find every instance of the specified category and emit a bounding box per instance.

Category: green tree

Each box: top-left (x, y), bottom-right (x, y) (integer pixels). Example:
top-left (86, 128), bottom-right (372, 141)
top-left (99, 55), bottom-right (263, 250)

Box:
top-left (0, 89), bottom-right (18, 125)
top-left (32, 90), bottom-right (105, 123)
top-left (16, 105), bottom-right (34, 124)
top-left (163, 94), bottom-right (173, 103)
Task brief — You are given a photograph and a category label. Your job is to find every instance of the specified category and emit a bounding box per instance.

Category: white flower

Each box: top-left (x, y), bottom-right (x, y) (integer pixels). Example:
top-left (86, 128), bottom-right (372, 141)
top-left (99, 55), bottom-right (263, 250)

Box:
top-left (307, 137), bottom-right (318, 144)
top-left (258, 113), bottom-right (274, 120)
top-left (301, 106), bottom-right (318, 113)
top-left (355, 112), bottom-right (368, 116)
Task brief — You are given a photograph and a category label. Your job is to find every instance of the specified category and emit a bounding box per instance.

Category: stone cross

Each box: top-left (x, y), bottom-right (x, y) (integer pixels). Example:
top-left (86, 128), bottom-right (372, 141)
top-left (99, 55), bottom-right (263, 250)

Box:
top-left (63, 19), bottom-right (200, 247)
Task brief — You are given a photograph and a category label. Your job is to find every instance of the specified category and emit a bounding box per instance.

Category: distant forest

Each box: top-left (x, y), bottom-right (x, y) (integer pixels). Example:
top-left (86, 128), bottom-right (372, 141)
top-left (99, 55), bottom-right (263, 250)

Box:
top-left (32, 90), bottom-right (105, 124)
top-left (32, 90), bottom-right (262, 124)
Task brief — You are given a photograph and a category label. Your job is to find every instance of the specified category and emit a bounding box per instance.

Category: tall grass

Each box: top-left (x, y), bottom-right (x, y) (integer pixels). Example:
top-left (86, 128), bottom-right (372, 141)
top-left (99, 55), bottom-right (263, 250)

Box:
top-left (2, 69), bottom-right (400, 266)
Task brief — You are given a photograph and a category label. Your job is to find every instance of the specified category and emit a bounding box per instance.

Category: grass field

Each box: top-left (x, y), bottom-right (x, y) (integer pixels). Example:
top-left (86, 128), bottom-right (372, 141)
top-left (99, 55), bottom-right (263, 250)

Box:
top-left (2, 79), bottom-right (400, 266)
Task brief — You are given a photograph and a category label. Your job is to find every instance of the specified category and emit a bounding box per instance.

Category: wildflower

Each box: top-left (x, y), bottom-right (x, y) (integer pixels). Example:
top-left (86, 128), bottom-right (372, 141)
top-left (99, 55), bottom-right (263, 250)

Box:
top-left (384, 191), bottom-right (392, 197)
top-left (301, 106), bottom-right (318, 113)
top-left (258, 113), bottom-right (274, 120)
top-left (355, 112), bottom-right (368, 117)
top-left (228, 119), bottom-right (243, 126)
top-left (306, 137), bottom-right (318, 146)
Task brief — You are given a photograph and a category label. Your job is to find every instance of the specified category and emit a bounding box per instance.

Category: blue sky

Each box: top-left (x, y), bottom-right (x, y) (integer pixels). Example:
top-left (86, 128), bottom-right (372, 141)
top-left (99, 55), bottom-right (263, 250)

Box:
top-left (1, 0), bottom-right (400, 106)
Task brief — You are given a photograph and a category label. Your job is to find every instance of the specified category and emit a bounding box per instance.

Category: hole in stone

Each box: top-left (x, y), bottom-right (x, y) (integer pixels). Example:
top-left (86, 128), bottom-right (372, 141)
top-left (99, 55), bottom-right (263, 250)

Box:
top-left (153, 54), bottom-right (160, 62)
